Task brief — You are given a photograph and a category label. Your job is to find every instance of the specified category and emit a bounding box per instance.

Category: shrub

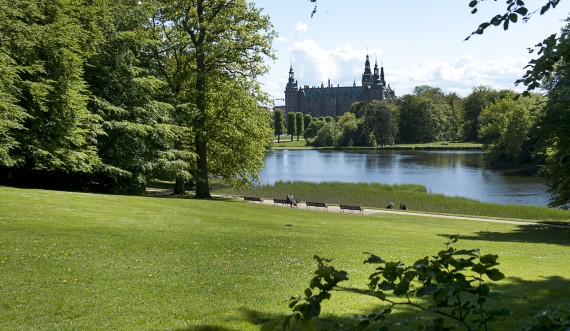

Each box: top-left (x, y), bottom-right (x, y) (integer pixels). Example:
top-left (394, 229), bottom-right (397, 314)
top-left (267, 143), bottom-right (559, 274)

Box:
top-left (283, 236), bottom-right (509, 330)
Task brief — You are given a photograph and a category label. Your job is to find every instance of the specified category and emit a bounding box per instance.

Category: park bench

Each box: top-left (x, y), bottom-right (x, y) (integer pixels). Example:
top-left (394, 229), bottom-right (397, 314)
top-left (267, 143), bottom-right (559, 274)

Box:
top-left (244, 196), bottom-right (264, 203)
top-left (273, 198), bottom-right (288, 206)
top-left (340, 204), bottom-right (363, 214)
top-left (306, 201), bottom-right (328, 210)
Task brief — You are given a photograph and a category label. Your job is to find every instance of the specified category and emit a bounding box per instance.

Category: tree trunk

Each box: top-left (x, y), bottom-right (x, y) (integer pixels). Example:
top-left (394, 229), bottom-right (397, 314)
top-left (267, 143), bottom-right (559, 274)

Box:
top-left (193, 13), bottom-right (211, 200)
top-left (173, 177), bottom-right (185, 195)
top-left (194, 133), bottom-right (211, 199)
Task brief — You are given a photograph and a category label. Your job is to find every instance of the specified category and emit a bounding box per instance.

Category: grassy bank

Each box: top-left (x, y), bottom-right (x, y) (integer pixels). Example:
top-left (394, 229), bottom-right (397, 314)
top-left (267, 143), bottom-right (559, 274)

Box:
top-left (1, 186), bottom-right (569, 330)
top-left (216, 181), bottom-right (570, 223)
top-left (271, 140), bottom-right (483, 150)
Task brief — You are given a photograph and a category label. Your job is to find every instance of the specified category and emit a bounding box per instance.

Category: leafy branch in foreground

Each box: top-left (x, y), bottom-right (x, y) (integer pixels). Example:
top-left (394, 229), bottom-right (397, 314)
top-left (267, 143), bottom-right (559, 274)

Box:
top-left (283, 236), bottom-right (509, 330)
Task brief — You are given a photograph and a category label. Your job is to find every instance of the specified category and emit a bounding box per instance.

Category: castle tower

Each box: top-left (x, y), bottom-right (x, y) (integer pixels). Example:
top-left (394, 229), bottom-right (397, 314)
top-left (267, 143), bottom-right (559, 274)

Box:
top-left (361, 54), bottom-right (372, 87)
top-left (284, 65), bottom-right (298, 114)
top-left (373, 59), bottom-right (380, 86)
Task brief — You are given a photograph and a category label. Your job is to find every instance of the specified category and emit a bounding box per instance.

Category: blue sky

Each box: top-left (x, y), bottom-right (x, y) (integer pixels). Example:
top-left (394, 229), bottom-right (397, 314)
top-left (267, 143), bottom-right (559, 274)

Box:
top-left (249, 0), bottom-right (570, 103)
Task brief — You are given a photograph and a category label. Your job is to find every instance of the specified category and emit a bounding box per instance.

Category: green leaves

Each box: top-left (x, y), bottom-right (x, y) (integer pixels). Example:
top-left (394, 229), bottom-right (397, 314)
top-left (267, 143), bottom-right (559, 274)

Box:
top-left (285, 237), bottom-right (508, 330)
top-left (283, 255), bottom-right (349, 330)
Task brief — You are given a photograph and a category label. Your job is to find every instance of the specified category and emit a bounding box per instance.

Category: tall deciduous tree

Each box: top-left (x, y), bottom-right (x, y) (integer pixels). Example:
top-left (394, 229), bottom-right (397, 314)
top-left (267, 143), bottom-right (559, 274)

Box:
top-left (363, 100), bottom-right (399, 146)
top-left (0, 0), bottom-right (102, 180)
top-left (287, 111), bottom-right (296, 142)
top-left (85, 0), bottom-right (193, 194)
top-left (148, 0), bottom-right (275, 198)
top-left (295, 112), bottom-right (304, 141)
top-left (463, 86), bottom-right (501, 142)
top-left (397, 93), bottom-right (444, 144)
top-left (274, 109), bottom-right (285, 142)
top-left (478, 93), bottom-right (534, 167)
top-left (540, 58), bottom-right (570, 207)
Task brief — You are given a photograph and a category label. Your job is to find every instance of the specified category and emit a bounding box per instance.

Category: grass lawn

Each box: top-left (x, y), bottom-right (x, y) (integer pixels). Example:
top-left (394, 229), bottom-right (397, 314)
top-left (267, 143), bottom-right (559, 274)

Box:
top-left (1, 186), bottom-right (569, 330)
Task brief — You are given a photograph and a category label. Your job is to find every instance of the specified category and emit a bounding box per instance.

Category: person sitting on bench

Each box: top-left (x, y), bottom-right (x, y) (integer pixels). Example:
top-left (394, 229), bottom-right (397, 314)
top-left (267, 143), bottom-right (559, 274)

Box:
top-left (286, 194), bottom-right (299, 208)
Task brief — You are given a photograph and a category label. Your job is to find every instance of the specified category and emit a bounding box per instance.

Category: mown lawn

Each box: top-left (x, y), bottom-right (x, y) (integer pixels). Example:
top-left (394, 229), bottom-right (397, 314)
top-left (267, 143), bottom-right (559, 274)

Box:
top-left (1, 186), bottom-right (569, 330)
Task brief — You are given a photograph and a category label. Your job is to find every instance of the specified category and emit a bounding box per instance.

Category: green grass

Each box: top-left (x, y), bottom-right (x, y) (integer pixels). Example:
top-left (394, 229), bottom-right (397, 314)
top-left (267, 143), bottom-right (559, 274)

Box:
top-left (270, 140), bottom-right (483, 150)
top-left (272, 138), bottom-right (309, 149)
top-left (216, 181), bottom-right (570, 223)
top-left (1, 186), bottom-right (569, 330)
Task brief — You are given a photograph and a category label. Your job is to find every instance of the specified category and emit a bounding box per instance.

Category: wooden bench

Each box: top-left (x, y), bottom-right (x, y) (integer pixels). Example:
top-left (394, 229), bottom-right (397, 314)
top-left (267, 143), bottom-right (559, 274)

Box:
top-left (244, 196), bottom-right (264, 203)
top-left (340, 204), bottom-right (363, 214)
top-left (273, 198), bottom-right (288, 206)
top-left (306, 201), bottom-right (328, 210)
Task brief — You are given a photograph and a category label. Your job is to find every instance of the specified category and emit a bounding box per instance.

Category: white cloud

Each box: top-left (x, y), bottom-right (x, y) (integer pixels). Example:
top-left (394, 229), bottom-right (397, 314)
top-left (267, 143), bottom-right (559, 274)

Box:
top-left (294, 22), bottom-right (308, 34)
top-left (389, 56), bottom-right (529, 96)
top-left (289, 40), bottom-right (381, 85)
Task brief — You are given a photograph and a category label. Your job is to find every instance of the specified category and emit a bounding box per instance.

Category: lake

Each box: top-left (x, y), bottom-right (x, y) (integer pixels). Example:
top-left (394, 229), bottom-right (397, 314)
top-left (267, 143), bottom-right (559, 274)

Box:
top-left (258, 149), bottom-right (552, 206)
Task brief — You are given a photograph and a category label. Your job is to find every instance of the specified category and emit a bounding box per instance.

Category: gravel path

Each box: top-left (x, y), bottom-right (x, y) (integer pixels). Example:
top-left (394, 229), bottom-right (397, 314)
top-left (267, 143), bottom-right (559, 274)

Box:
top-left (241, 197), bottom-right (568, 228)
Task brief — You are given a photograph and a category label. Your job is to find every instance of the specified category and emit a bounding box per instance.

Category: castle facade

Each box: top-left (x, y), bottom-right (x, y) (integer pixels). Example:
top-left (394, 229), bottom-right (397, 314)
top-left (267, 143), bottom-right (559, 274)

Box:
top-left (284, 55), bottom-right (396, 117)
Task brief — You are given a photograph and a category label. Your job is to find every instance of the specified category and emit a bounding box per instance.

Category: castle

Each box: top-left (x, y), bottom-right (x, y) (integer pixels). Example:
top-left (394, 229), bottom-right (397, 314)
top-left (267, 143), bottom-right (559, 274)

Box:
top-left (284, 55), bottom-right (396, 118)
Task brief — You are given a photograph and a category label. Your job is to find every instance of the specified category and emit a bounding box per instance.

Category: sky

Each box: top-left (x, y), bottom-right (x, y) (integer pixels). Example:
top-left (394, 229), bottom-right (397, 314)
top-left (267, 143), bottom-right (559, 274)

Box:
top-left (248, 0), bottom-right (570, 104)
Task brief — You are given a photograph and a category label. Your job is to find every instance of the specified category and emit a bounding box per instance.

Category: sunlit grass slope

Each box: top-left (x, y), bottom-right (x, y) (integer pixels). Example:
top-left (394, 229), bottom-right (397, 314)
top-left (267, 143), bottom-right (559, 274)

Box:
top-left (1, 186), bottom-right (569, 330)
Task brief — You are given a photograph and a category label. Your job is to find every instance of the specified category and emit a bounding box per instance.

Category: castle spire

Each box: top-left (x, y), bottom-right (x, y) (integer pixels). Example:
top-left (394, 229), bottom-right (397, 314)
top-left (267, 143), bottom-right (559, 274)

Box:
top-left (362, 53), bottom-right (372, 87)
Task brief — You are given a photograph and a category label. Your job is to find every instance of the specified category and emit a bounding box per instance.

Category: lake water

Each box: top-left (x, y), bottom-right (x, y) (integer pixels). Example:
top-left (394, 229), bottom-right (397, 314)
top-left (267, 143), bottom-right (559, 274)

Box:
top-left (258, 149), bottom-right (552, 206)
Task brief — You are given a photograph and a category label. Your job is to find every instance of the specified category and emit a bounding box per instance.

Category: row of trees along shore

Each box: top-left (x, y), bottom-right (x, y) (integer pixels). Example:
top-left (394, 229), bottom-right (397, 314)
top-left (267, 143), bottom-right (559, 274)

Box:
top-left (274, 83), bottom-right (566, 207)
top-left (0, 0), bottom-right (276, 198)
top-left (275, 86), bottom-right (543, 167)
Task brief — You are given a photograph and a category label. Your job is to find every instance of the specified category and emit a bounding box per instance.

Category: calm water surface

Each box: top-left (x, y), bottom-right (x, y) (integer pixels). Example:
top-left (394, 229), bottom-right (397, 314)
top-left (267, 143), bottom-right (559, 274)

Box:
top-left (258, 150), bottom-right (551, 206)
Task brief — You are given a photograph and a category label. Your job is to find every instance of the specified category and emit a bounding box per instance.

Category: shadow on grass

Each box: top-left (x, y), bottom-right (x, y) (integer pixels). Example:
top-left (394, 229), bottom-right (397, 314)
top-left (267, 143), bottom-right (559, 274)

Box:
top-left (447, 223), bottom-right (570, 246)
top-left (175, 327), bottom-right (236, 331)
top-left (237, 276), bottom-right (570, 331)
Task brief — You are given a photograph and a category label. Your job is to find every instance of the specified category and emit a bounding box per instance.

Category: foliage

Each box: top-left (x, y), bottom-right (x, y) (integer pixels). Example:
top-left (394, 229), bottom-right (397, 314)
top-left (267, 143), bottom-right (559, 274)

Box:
top-left (0, 52), bottom-right (28, 167)
top-left (205, 79), bottom-right (273, 188)
top-left (285, 236), bottom-right (509, 331)
top-left (295, 112), bottom-right (304, 141)
top-left (524, 305), bottom-right (570, 331)
top-left (397, 94), bottom-right (443, 143)
top-left (275, 109), bottom-right (285, 142)
top-left (478, 93), bottom-right (540, 167)
top-left (303, 114), bottom-right (313, 131)
top-left (362, 100), bottom-right (399, 146)
top-left (462, 87), bottom-right (502, 142)
top-left (147, 0), bottom-right (276, 198)
top-left (0, 0), bottom-right (102, 173)
top-left (336, 112), bottom-right (361, 147)
top-left (84, 0), bottom-right (193, 194)
top-left (309, 122), bottom-right (340, 147)
top-left (539, 58), bottom-right (570, 207)
top-left (304, 117), bottom-right (325, 140)
top-left (287, 111), bottom-right (297, 141)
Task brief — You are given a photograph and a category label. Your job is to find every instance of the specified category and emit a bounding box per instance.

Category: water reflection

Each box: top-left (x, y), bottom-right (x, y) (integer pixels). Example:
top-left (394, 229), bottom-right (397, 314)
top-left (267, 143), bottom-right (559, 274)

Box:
top-left (259, 150), bottom-right (551, 206)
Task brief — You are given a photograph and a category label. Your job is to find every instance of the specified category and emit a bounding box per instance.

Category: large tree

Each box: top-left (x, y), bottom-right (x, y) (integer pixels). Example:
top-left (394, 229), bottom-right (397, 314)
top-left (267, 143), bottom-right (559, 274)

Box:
top-left (85, 0), bottom-right (193, 194)
top-left (478, 93), bottom-right (536, 167)
top-left (274, 109), bottom-right (285, 142)
top-left (462, 86), bottom-right (502, 142)
top-left (295, 112), bottom-right (304, 141)
top-left (148, 0), bottom-right (275, 198)
top-left (287, 111), bottom-right (296, 142)
top-left (363, 100), bottom-right (399, 146)
top-left (0, 0), bottom-right (102, 184)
